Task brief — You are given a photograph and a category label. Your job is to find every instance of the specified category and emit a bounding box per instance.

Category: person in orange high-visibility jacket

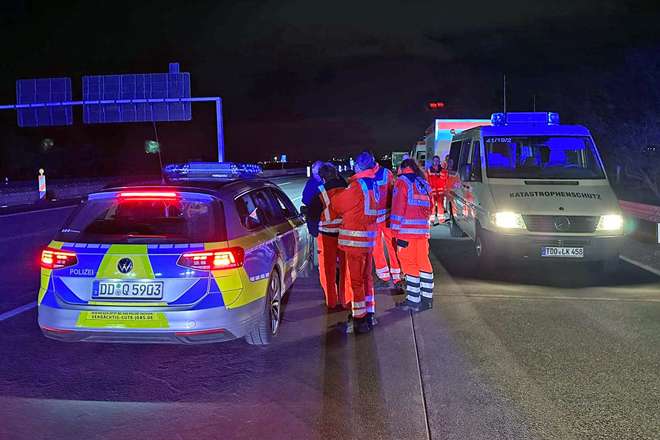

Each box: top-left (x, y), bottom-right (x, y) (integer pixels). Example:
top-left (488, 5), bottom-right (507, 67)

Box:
top-left (391, 159), bottom-right (435, 312)
top-left (427, 155), bottom-right (445, 226)
top-left (331, 152), bottom-right (380, 333)
top-left (371, 160), bottom-right (403, 290)
top-left (307, 164), bottom-right (349, 309)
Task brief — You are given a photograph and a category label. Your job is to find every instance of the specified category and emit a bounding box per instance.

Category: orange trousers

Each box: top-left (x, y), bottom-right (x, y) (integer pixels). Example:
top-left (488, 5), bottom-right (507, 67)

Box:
top-left (344, 250), bottom-right (374, 318)
top-left (397, 238), bottom-right (434, 304)
top-left (373, 223), bottom-right (402, 282)
top-left (317, 235), bottom-right (348, 308)
top-left (431, 190), bottom-right (445, 222)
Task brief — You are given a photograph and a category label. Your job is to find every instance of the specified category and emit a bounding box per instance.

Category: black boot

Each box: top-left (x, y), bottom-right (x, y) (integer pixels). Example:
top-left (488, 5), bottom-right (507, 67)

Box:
top-left (355, 316), bottom-right (371, 334)
top-left (393, 280), bottom-right (404, 294)
top-left (365, 312), bottom-right (377, 329)
top-left (338, 315), bottom-right (354, 333)
top-left (395, 299), bottom-right (422, 312)
top-left (419, 300), bottom-right (433, 311)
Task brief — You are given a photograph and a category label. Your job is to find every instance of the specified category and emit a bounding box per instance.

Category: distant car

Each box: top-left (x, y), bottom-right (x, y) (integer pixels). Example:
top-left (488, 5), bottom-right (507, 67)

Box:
top-left (38, 163), bottom-right (313, 345)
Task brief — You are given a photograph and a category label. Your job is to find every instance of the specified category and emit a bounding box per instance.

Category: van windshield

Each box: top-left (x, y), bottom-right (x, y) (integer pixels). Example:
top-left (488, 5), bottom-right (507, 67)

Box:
top-left (484, 136), bottom-right (606, 179)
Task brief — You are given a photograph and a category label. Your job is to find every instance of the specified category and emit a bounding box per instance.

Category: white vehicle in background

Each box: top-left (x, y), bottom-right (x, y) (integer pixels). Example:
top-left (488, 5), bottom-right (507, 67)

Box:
top-left (423, 119), bottom-right (491, 169)
top-left (411, 140), bottom-right (426, 164)
top-left (445, 112), bottom-right (624, 273)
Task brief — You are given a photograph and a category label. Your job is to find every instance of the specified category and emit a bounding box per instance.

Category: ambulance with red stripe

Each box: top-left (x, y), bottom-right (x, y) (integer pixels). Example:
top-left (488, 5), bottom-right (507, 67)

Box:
top-left (422, 119), bottom-right (492, 169)
top-left (38, 163), bottom-right (313, 345)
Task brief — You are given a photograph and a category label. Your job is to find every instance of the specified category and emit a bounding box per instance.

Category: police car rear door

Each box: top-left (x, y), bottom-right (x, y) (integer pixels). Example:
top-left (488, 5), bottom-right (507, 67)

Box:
top-left (271, 188), bottom-right (309, 279)
top-left (254, 188), bottom-right (297, 288)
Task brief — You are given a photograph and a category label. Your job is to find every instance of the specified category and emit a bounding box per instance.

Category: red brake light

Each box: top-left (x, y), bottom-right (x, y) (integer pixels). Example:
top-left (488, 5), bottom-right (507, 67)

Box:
top-left (177, 247), bottom-right (244, 271)
top-left (41, 248), bottom-right (78, 270)
top-left (41, 326), bottom-right (74, 334)
top-left (118, 191), bottom-right (180, 199)
top-left (174, 328), bottom-right (226, 336)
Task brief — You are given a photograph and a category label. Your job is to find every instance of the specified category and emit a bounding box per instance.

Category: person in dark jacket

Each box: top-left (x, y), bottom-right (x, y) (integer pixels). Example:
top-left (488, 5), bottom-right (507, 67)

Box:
top-left (302, 161), bottom-right (324, 237)
top-left (302, 161), bottom-right (324, 206)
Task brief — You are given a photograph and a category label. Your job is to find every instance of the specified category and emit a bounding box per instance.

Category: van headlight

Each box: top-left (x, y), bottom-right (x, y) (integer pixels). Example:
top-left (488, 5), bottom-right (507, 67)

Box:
top-left (596, 214), bottom-right (623, 231)
top-left (491, 212), bottom-right (526, 229)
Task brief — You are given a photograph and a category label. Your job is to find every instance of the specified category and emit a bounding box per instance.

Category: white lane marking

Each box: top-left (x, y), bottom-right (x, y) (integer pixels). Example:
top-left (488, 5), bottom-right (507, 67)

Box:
top-left (437, 293), bottom-right (660, 303)
top-left (291, 196), bottom-right (302, 201)
top-left (620, 255), bottom-right (660, 277)
top-left (0, 205), bottom-right (76, 218)
top-left (0, 228), bottom-right (60, 242)
top-left (278, 182), bottom-right (292, 186)
top-left (0, 301), bottom-right (37, 323)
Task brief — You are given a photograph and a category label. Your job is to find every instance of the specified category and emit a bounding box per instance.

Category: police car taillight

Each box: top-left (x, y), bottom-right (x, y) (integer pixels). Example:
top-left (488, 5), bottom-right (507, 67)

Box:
top-left (41, 248), bottom-right (78, 270)
top-left (118, 191), bottom-right (180, 200)
top-left (177, 248), bottom-right (245, 270)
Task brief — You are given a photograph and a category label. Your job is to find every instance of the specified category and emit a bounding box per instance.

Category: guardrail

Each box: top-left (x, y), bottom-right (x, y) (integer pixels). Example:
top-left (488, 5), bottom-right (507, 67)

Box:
top-left (620, 200), bottom-right (660, 244)
top-left (0, 169), bottom-right (307, 208)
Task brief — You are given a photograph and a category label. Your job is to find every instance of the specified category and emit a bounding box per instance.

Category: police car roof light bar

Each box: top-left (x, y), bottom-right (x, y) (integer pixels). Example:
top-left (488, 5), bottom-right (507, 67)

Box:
top-left (164, 162), bottom-right (263, 181)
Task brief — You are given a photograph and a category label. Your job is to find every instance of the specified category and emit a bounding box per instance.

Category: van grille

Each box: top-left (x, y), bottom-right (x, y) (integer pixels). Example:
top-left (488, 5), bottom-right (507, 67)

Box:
top-left (522, 215), bottom-right (599, 233)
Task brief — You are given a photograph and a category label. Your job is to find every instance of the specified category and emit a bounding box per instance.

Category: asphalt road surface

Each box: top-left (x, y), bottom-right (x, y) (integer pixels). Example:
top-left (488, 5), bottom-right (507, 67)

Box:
top-left (1, 175), bottom-right (659, 440)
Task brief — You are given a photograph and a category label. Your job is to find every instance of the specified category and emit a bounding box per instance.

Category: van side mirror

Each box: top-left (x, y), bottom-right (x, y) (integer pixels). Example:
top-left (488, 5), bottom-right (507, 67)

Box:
top-left (459, 164), bottom-right (471, 182)
top-left (300, 205), bottom-right (308, 215)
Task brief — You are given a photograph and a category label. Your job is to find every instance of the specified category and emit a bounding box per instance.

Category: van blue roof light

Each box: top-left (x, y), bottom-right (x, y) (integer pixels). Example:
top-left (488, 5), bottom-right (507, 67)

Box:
top-left (548, 112), bottom-right (560, 125)
top-left (490, 112), bottom-right (560, 126)
top-left (165, 162), bottom-right (263, 181)
top-left (491, 113), bottom-right (506, 126)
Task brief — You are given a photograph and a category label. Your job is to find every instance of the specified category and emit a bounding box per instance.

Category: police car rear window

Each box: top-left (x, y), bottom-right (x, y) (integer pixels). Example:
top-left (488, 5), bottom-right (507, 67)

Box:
top-left (56, 193), bottom-right (226, 244)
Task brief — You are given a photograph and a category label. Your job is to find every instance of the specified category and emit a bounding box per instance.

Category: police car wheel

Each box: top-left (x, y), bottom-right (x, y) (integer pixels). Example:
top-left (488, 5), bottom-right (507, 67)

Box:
top-left (475, 228), bottom-right (496, 270)
top-left (245, 270), bottom-right (282, 346)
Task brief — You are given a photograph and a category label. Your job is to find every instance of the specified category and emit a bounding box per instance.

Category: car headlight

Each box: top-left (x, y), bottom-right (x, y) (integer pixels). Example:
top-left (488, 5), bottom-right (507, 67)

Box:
top-left (596, 214), bottom-right (623, 231)
top-left (491, 212), bottom-right (526, 229)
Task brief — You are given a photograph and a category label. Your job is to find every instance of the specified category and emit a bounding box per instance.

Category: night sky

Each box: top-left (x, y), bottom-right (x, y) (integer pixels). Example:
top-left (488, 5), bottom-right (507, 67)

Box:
top-left (1, 0), bottom-right (659, 177)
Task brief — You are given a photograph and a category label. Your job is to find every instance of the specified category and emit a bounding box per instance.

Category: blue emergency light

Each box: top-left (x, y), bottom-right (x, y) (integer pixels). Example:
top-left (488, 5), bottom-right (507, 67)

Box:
top-left (491, 112), bottom-right (560, 126)
top-left (165, 162), bottom-right (262, 181)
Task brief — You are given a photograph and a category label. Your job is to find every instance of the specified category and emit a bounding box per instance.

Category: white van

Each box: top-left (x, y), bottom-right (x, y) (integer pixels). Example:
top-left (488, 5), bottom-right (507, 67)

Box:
top-left (412, 140), bottom-right (426, 164)
top-left (445, 112), bottom-right (624, 272)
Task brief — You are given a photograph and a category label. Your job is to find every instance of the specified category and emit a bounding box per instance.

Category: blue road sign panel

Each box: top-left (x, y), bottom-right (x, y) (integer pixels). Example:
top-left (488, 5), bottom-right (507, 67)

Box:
top-left (82, 70), bottom-right (191, 124)
top-left (16, 78), bottom-right (73, 127)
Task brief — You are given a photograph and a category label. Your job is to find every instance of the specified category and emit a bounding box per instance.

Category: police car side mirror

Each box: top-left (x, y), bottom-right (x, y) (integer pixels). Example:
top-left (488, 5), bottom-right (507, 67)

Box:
top-left (459, 164), bottom-right (471, 182)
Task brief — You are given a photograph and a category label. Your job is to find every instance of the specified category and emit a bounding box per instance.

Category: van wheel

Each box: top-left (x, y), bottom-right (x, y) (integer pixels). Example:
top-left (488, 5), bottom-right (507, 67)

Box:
top-left (475, 227), bottom-right (496, 270)
top-left (449, 205), bottom-right (465, 238)
top-left (601, 256), bottom-right (619, 274)
top-left (245, 270), bottom-right (281, 346)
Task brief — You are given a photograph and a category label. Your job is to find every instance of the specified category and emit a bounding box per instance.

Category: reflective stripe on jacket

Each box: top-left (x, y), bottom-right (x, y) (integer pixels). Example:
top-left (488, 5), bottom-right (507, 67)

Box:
top-left (331, 168), bottom-right (379, 251)
top-left (390, 168), bottom-right (432, 239)
top-left (373, 163), bottom-right (395, 225)
top-left (427, 165), bottom-right (445, 196)
top-left (318, 185), bottom-right (344, 236)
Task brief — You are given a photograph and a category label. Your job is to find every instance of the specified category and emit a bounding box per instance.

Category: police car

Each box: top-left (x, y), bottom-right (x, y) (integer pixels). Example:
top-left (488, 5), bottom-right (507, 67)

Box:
top-left (38, 162), bottom-right (313, 345)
